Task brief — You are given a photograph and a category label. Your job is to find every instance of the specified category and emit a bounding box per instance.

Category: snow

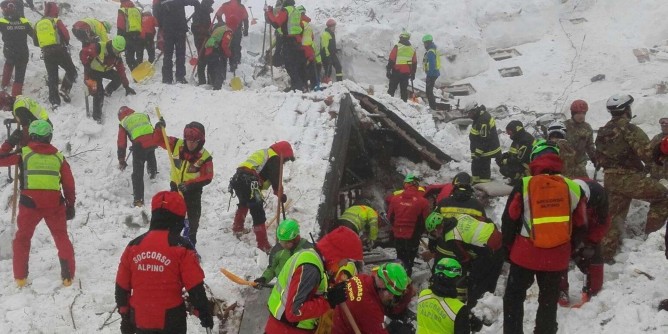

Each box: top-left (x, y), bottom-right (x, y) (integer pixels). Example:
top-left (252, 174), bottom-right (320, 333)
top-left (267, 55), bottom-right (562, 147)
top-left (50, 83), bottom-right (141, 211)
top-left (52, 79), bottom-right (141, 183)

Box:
top-left (0, 0), bottom-right (667, 333)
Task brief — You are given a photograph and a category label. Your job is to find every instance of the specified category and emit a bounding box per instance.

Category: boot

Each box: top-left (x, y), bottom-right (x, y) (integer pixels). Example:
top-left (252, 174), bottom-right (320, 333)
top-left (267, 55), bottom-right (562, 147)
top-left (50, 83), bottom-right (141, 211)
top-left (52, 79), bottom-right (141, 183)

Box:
top-left (233, 206), bottom-right (248, 234)
top-left (15, 278), bottom-right (27, 288)
top-left (11, 83), bottom-right (22, 97)
top-left (558, 290), bottom-right (570, 307)
top-left (253, 224), bottom-right (272, 253)
top-left (588, 263), bottom-right (604, 295)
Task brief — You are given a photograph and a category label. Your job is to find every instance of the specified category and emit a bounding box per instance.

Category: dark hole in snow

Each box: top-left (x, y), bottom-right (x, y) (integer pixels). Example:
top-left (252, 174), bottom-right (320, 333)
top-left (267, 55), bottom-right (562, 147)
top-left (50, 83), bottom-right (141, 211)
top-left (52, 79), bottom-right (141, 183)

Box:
top-left (499, 67), bottom-right (523, 77)
top-left (445, 83), bottom-right (476, 96)
top-left (488, 48), bottom-right (522, 61)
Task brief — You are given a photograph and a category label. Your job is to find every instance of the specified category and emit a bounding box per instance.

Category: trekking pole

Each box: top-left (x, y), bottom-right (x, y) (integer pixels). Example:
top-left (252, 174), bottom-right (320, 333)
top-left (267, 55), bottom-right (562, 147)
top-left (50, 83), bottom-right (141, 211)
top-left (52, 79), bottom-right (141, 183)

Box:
top-left (5, 122), bottom-right (12, 183)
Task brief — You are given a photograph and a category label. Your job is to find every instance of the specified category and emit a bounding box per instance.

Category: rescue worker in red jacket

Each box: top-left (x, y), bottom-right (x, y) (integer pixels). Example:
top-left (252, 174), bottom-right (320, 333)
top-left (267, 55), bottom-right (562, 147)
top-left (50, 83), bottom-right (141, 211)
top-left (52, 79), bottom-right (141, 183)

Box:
top-left (501, 140), bottom-right (587, 334)
top-left (265, 0), bottom-right (309, 91)
top-left (215, 0), bottom-right (249, 71)
top-left (154, 121), bottom-right (213, 247)
top-left (33, 2), bottom-right (77, 107)
top-left (265, 226), bottom-right (363, 334)
top-left (80, 36), bottom-right (137, 123)
top-left (139, 9), bottom-right (159, 63)
top-left (558, 177), bottom-right (610, 306)
top-left (387, 173), bottom-right (431, 276)
top-left (117, 0), bottom-right (142, 69)
top-left (117, 106), bottom-right (158, 207)
top-left (386, 31), bottom-right (416, 102)
top-left (0, 1), bottom-right (34, 96)
top-left (0, 93), bottom-right (51, 153)
top-left (71, 18), bottom-right (111, 46)
top-left (331, 262), bottom-right (413, 334)
top-left (0, 120), bottom-right (76, 288)
top-left (203, 20), bottom-right (234, 90)
top-left (230, 141), bottom-right (295, 252)
top-left (115, 191), bottom-right (213, 334)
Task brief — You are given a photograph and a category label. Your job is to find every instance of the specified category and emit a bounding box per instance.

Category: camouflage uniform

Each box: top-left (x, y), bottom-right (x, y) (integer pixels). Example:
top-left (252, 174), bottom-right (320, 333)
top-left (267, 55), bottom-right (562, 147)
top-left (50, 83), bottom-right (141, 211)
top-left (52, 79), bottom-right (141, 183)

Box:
top-left (498, 129), bottom-right (534, 185)
top-left (553, 138), bottom-right (578, 178)
top-left (595, 116), bottom-right (668, 261)
top-left (565, 118), bottom-right (596, 178)
top-left (649, 133), bottom-right (668, 180)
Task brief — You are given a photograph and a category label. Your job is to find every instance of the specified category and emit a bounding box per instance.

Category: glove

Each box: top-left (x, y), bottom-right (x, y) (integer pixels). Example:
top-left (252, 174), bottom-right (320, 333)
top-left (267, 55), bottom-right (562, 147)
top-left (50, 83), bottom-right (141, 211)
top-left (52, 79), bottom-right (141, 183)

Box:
top-left (653, 143), bottom-right (664, 166)
top-left (155, 117), bottom-right (166, 129)
top-left (280, 193), bottom-right (287, 203)
top-left (386, 69), bottom-right (392, 79)
top-left (3, 118), bottom-right (16, 126)
top-left (85, 79), bottom-right (97, 94)
top-left (118, 159), bottom-right (128, 171)
top-left (253, 277), bottom-right (267, 289)
top-left (7, 128), bottom-right (21, 146)
top-left (177, 183), bottom-right (189, 193)
top-left (125, 86), bottom-right (136, 96)
top-left (326, 281), bottom-right (348, 308)
top-left (470, 314), bottom-right (484, 332)
top-left (198, 309), bottom-right (214, 329)
top-left (65, 206), bottom-right (75, 221)
top-left (120, 312), bottom-right (135, 334)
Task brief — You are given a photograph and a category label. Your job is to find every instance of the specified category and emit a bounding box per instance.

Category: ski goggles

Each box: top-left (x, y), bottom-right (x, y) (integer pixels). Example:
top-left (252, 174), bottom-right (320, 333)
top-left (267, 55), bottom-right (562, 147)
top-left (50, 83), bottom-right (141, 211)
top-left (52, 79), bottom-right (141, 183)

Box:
top-left (184, 128), bottom-right (202, 142)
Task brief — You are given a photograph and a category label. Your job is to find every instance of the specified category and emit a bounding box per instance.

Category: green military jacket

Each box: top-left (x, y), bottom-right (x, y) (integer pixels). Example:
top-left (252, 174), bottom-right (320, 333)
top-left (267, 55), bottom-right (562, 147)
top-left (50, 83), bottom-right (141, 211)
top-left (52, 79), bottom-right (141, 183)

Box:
top-left (261, 238), bottom-right (313, 282)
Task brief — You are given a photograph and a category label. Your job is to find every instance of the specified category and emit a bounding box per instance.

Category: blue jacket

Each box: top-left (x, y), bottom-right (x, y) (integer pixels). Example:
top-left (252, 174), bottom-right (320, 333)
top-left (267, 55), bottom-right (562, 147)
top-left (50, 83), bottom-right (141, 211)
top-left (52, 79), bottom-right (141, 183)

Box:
top-left (424, 42), bottom-right (440, 78)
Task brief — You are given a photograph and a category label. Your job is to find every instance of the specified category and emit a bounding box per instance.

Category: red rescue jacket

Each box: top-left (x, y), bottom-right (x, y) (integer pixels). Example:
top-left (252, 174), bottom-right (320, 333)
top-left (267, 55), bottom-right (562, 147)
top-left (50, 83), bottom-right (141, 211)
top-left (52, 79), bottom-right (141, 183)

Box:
top-left (387, 184), bottom-right (431, 239)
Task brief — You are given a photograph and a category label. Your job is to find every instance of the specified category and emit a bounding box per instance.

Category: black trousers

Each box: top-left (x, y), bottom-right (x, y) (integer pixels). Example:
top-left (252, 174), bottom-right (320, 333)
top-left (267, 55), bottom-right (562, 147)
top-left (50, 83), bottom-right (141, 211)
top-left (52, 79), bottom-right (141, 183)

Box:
top-left (138, 34), bottom-right (156, 63)
top-left (162, 31), bottom-right (186, 83)
top-left (130, 145), bottom-right (157, 202)
top-left (471, 157), bottom-right (492, 183)
top-left (468, 251), bottom-right (504, 307)
top-left (283, 38), bottom-right (305, 91)
top-left (395, 237), bottom-right (420, 276)
top-left (89, 69), bottom-right (123, 122)
top-left (42, 45), bottom-right (77, 105)
top-left (387, 72), bottom-right (409, 102)
top-left (208, 51), bottom-right (228, 90)
top-left (504, 263), bottom-right (561, 334)
top-left (323, 53), bottom-right (342, 81)
top-left (194, 33), bottom-right (208, 85)
top-left (231, 171), bottom-right (266, 226)
top-left (184, 191), bottom-right (203, 246)
top-left (124, 33), bottom-right (142, 70)
top-left (230, 28), bottom-right (242, 70)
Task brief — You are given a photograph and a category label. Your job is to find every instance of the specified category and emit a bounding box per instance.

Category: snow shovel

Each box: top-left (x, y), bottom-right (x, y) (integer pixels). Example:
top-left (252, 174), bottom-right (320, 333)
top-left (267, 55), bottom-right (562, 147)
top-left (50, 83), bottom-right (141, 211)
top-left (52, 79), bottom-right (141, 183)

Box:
top-left (131, 52), bottom-right (163, 83)
top-left (248, 7), bottom-right (257, 25)
top-left (411, 79), bottom-right (419, 103)
top-left (220, 267), bottom-right (259, 288)
top-left (230, 70), bottom-right (243, 91)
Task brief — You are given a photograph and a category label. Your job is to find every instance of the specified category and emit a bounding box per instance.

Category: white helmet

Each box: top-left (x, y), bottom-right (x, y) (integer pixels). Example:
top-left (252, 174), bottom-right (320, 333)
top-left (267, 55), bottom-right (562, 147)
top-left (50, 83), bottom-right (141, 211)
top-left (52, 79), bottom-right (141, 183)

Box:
top-left (547, 121), bottom-right (567, 139)
top-left (606, 94), bottom-right (634, 115)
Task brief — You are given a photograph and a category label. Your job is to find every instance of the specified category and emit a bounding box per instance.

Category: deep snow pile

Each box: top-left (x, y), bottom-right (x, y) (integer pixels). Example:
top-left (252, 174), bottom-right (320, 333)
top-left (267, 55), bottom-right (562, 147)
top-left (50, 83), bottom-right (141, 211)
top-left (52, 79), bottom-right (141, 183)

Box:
top-left (0, 0), bottom-right (667, 333)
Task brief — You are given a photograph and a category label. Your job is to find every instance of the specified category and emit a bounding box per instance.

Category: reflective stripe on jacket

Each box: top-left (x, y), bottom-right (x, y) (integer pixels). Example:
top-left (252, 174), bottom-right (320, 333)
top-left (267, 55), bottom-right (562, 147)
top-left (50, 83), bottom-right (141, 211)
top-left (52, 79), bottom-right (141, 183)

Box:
top-left (120, 113), bottom-right (153, 141)
top-left (396, 43), bottom-right (415, 65)
top-left (339, 205), bottom-right (379, 241)
top-left (13, 95), bottom-right (49, 122)
top-left (120, 7), bottom-right (142, 33)
top-left (416, 288), bottom-right (463, 334)
top-left (171, 140), bottom-right (212, 184)
top-left (35, 18), bottom-right (60, 47)
top-left (22, 146), bottom-right (63, 190)
top-left (285, 6), bottom-right (303, 36)
top-left (267, 249), bottom-right (327, 330)
top-left (443, 214), bottom-right (495, 247)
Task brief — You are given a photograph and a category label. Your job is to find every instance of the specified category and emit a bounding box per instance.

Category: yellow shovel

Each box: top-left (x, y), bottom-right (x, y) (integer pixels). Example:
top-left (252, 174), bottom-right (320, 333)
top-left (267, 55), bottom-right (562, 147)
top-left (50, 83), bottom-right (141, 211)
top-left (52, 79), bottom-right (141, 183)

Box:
top-left (131, 52), bottom-right (163, 83)
top-left (230, 70), bottom-right (243, 91)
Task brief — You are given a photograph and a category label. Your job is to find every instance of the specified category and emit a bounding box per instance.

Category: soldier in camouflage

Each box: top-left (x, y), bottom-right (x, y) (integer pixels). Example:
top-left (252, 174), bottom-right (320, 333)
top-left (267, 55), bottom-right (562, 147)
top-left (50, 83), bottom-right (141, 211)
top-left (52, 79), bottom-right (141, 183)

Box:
top-left (546, 122), bottom-right (578, 178)
top-left (649, 117), bottom-right (668, 180)
top-left (595, 94), bottom-right (668, 261)
top-left (565, 99), bottom-right (597, 178)
top-left (497, 120), bottom-right (535, 185)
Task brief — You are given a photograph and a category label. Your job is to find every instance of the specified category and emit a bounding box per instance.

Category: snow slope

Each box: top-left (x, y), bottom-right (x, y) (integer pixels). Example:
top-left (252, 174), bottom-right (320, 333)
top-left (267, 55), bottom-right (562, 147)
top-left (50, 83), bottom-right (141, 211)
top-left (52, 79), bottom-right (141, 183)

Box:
top-left (0, 0), bottom-right (667, 333)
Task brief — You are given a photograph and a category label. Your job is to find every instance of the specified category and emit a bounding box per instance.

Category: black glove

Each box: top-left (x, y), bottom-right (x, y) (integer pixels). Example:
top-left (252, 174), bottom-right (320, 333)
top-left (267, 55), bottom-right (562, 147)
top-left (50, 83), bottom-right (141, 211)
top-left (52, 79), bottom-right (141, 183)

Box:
top-left (469, 314), bottom-right (484, 332)
top-left (120, 312), bottom-right (135, 334)
top-left (198, 309), bottom-right (214, 329)
top-left (653, 143), bottom-right (664, 166)
top-left (155, 117), bottom-right (166, 129)
top-left (178, 183), bottom-right (189, 193)
top-left (280, 193), bottom-right (287, 203)
top-left (386, 69), bottom-right (392, 79)
top-left (326, 281), bottom-right (348, 308)
top-left (125, 86), bottom-right (136, 96)
top-left (66, 206), bottom-right (75, 220)
top-left (3, 118), bottom-right (16, 126)
top-left (253, 277), bottom-right (267, 289)
top-left (7, 128), bottom-right (21, 146)
top-left (118, 159), bottom-right (128, 171)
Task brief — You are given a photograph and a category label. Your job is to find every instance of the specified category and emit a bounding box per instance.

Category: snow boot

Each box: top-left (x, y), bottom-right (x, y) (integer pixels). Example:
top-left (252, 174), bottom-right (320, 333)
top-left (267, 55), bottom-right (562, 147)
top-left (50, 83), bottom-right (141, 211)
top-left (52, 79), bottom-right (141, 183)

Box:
top-left (253, 224), bottom-right (272, 253)
top-left (15, 278), bottom-right (27, 288)
top-left (233, 206), bottom-right (248, 235)
top-left (11, 83), bottom-right (22, 97)
top-left (133, 199), bottom-right (144, 208)
top-left (588, 263), bottom-right (604, 295)
top-left (558, 290), bottom-right (570, 307)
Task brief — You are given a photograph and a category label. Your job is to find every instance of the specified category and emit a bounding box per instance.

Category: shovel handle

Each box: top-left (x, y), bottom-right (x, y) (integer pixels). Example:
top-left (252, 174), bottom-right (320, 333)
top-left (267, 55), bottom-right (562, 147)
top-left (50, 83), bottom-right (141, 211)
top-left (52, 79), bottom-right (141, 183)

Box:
top-left (341, 304), bottom-right (361, 334)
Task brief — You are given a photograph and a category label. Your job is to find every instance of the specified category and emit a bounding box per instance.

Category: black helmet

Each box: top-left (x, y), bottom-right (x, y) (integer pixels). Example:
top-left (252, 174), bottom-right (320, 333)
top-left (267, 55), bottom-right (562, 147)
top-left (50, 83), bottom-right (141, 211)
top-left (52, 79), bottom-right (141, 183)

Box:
top-left (452, 172), bottom-right (471, 186)
top-left (506, 120), bottom-right (524, 133)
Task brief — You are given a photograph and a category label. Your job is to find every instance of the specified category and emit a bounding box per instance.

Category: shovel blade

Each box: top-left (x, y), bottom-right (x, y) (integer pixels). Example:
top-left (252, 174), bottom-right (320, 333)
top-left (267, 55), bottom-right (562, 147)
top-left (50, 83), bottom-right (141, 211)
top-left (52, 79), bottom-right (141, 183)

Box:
top-left (131, 61), bottom-right (155, 83)
top-left (230, 76), bottom-right (243, 91)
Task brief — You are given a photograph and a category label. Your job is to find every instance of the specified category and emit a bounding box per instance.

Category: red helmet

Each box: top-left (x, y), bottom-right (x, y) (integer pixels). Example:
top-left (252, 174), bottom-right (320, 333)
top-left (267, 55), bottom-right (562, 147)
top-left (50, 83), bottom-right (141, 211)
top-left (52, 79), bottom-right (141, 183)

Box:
top-left (270, 141), bottom-right (295, 161)
top-left (570, 99), bottom-right (588, 114)
top-left (44, 2), bottom-right (59, 17)
top-left (183, 122), bottom-right (205, 143)
top-left (117, 106), bottom-right (134, 121)
top-left (0, 91), bottom-right (13, 111)
top-left (326, 19), bottom-right (336, 27)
